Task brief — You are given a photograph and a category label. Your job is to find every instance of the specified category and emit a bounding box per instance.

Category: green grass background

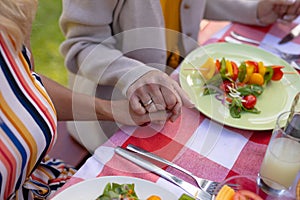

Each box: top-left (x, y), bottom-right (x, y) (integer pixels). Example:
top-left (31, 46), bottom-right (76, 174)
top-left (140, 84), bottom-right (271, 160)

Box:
top-left (31, 0), bottom-right (68, 86)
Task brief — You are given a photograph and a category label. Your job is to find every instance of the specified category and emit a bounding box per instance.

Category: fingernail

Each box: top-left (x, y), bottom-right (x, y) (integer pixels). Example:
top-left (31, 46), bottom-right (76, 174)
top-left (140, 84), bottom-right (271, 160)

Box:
top-left (282, 14), bottom-right (296, 21)
top-left (286, 0), bottom-right (296, 4)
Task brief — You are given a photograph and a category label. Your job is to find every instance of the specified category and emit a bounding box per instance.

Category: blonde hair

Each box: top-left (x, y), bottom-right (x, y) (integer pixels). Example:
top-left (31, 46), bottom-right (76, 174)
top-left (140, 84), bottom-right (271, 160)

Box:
top-left (0, 0), bottom-right (38, 51)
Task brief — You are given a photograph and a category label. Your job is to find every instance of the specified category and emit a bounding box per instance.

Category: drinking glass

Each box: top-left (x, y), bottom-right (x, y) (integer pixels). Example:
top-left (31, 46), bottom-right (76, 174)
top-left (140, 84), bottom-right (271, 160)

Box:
top-left (259, 111), bottom-right (300, 195)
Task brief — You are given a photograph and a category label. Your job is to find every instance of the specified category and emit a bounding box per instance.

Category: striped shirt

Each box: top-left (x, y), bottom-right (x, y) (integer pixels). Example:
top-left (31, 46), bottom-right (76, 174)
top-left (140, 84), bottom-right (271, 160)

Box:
top-left (0, 31), bottom-right (57, 199)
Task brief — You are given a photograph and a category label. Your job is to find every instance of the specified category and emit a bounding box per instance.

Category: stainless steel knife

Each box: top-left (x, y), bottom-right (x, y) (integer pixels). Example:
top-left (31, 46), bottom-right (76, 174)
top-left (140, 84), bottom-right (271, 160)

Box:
top-left (278, 24), bottom-right (300, 44)
top-left (115, 146), bottom-right (212, 200)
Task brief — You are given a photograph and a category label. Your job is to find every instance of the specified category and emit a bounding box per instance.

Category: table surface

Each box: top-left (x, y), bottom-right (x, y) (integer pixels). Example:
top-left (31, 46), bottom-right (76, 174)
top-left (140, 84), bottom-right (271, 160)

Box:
top-left (54, 18), bottom-right (300, 199)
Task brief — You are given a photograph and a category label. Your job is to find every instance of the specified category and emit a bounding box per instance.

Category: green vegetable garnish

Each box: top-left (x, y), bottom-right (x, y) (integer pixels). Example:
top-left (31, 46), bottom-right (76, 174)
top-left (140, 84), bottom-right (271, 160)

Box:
top-left (238, 62), bottom-right (247, 82)
top-left (263, 66), bottom-right (274, 85)
top-left (179, 193), bottom-right (196, 200)
top-left (96, 183), bottom-right (139, 200)
top-left (236, 84), bottom-right (264, 97)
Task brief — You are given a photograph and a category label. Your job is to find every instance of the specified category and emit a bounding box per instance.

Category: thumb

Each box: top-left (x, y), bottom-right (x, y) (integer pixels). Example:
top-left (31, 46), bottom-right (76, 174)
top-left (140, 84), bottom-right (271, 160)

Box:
top-left (174, 84), bottom-right (195, 108)
top-left (147, 110), bottom-right (170, 123)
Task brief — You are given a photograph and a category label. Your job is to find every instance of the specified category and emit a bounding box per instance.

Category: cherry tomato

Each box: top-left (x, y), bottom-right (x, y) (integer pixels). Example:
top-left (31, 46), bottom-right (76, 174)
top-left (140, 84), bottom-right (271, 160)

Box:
top-left (220, 80), bottom-right (235, 93)
top-left (215, 59), bottom-right (221, 73)
top-left (243, 64), bottom-right (255, 83)
top-left (271, 65), bottom-right (284, 81)
top-left (236, 190), bottom-right (263, 200)
top-left (233, 192), bottom-right (247, 200)
top-left (242, 95), bottom-right (257, 109)
top-left (231, 61), bottom-right (239, 81)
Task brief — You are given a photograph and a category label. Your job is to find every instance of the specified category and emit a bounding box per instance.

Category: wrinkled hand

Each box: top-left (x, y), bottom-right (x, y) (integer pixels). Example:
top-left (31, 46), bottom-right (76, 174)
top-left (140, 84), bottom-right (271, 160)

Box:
top-left (257, 0), bottom-right (300, 24)
top-left (127, 70), bottom-right (194, 122)
top-left (110, 100), bottom-right (170, 126)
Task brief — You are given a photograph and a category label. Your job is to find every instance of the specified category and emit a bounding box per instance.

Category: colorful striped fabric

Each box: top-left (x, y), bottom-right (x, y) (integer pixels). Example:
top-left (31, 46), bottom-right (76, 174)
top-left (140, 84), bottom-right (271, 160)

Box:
top-left (0, 31), bottom-right (75, 199)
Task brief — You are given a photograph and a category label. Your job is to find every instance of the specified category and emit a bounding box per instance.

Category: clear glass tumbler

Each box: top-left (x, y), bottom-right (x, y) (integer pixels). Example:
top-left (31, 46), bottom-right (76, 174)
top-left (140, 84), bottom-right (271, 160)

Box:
top-left (259, 111), bottom-right (300, 195)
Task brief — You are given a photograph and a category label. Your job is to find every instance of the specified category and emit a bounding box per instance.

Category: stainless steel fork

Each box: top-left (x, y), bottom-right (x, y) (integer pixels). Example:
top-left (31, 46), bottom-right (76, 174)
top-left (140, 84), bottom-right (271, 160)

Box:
top-left (228, 31), bottom-right (300, 62)
top-left (126, 144), bottom-right (238, 195)
top-left (116, 146), bottom-right (212, 200)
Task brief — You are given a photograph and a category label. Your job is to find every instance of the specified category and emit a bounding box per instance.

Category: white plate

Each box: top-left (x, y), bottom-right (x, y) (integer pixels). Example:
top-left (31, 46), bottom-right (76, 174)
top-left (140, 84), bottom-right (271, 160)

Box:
top-left (52, 176), bottom-right (177, 200)
top-left (179, 43), bottom-right (300, 130)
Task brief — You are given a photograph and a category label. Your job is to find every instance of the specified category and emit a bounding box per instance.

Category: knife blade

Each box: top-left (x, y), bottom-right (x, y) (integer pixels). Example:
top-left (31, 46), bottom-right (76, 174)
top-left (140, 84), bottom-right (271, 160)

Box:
top-left (115, 147), bottom-right (212, 200)
top-left (278, 24), bottom-right (300, 44)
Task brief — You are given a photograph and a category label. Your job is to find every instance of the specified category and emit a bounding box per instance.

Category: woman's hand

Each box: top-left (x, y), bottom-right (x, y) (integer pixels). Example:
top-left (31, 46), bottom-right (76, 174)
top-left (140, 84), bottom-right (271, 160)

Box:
top-left (257, 0), bottom-right (300, 24)
top-left (126, 70), bottom-right (194, 122)
top-left (108, 100), bottom-right (171, 126)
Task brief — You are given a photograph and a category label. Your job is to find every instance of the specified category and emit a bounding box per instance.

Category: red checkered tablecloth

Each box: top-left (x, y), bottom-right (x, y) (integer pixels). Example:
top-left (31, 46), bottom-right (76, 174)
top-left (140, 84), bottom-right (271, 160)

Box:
top-left (54, 18), bottom-right (300, 199)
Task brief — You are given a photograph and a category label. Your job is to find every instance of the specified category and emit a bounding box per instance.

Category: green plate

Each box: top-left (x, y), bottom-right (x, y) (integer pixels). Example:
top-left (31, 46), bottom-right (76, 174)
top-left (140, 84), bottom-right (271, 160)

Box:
top-left (179, 43), bottom-right (300, 130)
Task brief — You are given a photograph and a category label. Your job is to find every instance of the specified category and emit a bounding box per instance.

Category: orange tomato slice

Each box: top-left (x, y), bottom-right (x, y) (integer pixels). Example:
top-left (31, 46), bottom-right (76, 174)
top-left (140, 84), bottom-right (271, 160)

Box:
top-left (248, 73), bottom-right (264, 85)
top-left (147, 195), bottom-right (161, 200)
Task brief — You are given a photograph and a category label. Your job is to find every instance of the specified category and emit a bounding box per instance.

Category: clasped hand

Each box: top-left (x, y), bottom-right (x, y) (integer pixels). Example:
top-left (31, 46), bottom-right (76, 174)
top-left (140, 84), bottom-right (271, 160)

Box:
top-left (127, 70), bottom-right (194, 124)
top-left (258, 0), bottom-right (300, 24)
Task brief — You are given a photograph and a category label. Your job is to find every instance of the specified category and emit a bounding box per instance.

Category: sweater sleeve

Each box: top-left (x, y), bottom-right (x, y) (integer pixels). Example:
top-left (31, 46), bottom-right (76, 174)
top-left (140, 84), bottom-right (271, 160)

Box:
top-left (59, 0), bottom-right (157, 96)
top-left (204, 0), bottom-right (260, 25)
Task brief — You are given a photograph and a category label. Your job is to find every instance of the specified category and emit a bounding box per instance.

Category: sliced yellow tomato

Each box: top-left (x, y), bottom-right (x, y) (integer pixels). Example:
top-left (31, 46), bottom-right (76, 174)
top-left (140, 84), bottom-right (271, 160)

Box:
top-left (198, 57), bottom-right (216, 80)
top-left (245, 60), bottom-right (258, 73)
top-left (226, 60), bottom-right (233, 77)
top-left (258, 61), bottom-right (266, 76)
top-left (242, 65), bottom-right (254, 83)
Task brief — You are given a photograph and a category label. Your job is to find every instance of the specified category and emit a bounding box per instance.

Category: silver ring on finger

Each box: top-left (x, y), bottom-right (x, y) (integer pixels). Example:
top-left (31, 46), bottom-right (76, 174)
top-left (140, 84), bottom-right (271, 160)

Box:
top-left (143, 99), bottom-right (153, 107)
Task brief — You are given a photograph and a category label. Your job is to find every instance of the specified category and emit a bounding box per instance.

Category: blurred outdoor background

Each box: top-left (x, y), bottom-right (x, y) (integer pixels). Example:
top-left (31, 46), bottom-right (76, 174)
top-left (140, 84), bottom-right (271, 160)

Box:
top-left (31, 0), bottom-right (68, 86)
top-left (29, 1), bottom-right (223, 88)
